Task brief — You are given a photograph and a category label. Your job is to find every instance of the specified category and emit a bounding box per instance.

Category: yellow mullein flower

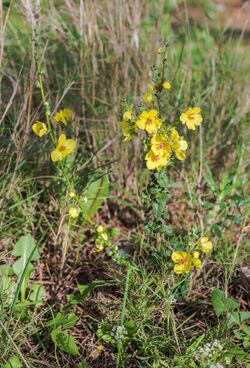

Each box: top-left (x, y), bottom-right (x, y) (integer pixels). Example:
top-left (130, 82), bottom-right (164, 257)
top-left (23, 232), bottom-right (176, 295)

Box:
top-left (143, 84), bottom-right (154, 105)
top-left (32, 121), bottom-right (48, 137)
top-left (53, 108), bottom-right (73, 126)
top-left (95, 238), bottom-right (105, 252)
top-left (123, 110), bottom-right (132, 122)
top-left (162, 81), bottom-right (171, 90)
top-left (151, 133), bottom-right (171, 158)
top-left (121, 120), bottom-right (132, 141)
top-left (51, 134), bottom-right (76, 162)
top-left (68, 191), bottom-right (76, 198)
top-left (97, 345), bottom-right (104, 352)
top-left (197, 237), bottom-right (213, 253)
top-left (69, 207), bottom-right (79, 218)
top-left (192, 251), bottom-right (202, 270)
top-left (145, 150), bottom-right (168, 170)
top-left (171, 251), bottom-right (192, 274)
top-left (170, 128), bottom-right (188, 161)
top-left (157, 47), bottom-right (162, 54)
top-left (136, 109), bottom-right (162, 134)
top-left (180, 107), bottom-right (202, 130)
top-left (97, 225), bottom-right (104, 233)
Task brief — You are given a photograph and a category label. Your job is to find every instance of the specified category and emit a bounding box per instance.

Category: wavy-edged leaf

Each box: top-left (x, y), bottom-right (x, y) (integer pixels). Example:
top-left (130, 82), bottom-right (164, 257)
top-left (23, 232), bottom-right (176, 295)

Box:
top-left (51, 328), bottom-right (79, 356)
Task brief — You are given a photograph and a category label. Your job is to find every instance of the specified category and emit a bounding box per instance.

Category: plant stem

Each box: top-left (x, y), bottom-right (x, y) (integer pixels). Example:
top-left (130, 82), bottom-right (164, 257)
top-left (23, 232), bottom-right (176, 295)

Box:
top-left (116, 264), bottom-right (132, 368)
top-left (35, 37), bottom-right (93, 226)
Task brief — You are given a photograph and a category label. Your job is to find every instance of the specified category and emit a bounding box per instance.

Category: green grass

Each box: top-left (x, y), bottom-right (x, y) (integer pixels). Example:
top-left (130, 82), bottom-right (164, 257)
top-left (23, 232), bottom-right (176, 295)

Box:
top-left (0, 1), bottom-right (250, 367)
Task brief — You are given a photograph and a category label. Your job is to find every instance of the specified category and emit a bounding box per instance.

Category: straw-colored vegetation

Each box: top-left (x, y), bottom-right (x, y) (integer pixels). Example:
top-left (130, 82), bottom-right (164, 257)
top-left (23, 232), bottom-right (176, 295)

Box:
top-left (0, 1), bottom-right (249, 367)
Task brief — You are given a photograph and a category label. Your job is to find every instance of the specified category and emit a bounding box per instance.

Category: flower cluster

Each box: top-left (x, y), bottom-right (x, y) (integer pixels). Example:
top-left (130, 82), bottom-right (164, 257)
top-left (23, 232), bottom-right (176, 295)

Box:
top-left (121, 82), bottom-right (202, 170)
top-left (196, 339), bottom-right (229, 368)
top-left (110, 325), bottom-right (128, 341)
top-left (197, 339), bottom-right (223, 359)
top-left (95, 225), bottom-right (109, 252)
top-left (32, 108), bottom-right (76, 162)
top-left (32, 108), bottom-right (79, 219)
top-left (171, 236), bottom-right (213, 274)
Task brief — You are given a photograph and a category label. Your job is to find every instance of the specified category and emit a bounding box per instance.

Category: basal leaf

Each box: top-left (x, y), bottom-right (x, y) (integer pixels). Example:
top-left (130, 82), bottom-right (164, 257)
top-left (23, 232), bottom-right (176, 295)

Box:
top-left (211, 289), bottom-right (239, 317)
top-left (227, 312), bottom-right (250, 327)
top-left (3, 355), bottom-right (23, 368)
top-left (29, 284), bottom-right (46, 304)
top-left (51, 328), bottom-right (79, 356)
top-left (12, 235), bottom-right (39, 260)
top-left (45, 312), bottom-right (77, 329)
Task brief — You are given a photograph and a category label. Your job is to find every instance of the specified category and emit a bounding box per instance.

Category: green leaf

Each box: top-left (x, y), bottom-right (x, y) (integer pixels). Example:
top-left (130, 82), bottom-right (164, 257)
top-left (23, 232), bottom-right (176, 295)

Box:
top-left (0, 265), bottom-right (15, 305)
top-left (12, 260), bottom-right (34, 279)
top-left (3, 355), bottom-right (23, 368)
top-left (12, 235), bottom-right (40, 302)
top-left (51, 329), bottom-right (79, 356)
top-left (243, 338), bottom-right (250, 348)
top-left (211, 224), bottom-right (222, 238)
top-left (226, 347), bottom-right (248, 362)
top-left (64, 280), bottom-right (110, 310)
top-left (227, 312), bottom-right (250, 327)
top-left (29, 284), bottom-right (46, 304)
top-left (211, 289), bottom-right (239, 317)
top-left (243, 326), bottom-right (250, 336)
top-left (204, 165), bottom-right (217, 193)
top-left (12, 235), bottom-right (39, 260)
top-left (45, 312), bottom-right (77, 329)
top-left (82, 176), bottom-right (109, 216)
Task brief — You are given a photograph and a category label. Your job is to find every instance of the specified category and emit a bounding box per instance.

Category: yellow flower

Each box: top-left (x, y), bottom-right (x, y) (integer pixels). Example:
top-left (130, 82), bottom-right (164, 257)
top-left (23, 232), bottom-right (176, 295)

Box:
top-left (170, 128), bottom-right (188, 161)
top-left (51, 134), bottom-right (76, 162)
top-left (69, 207), bottom-right (79, 219)
top-left (171, 251), bottom-right (192, 274)
top-left (97, 344), bottom-right (104, 352)
top-left (151, 133), bottom-right (171, 157)
top-left (123, 110), bottom-right (132, 122)
top-left (121, 121), bottom-right (132, 142)
top-left (95, 238), bottom-right (104, 252)
top-left (197, 237), bottom-right (213, 253)
top-left (82, 196), bottom-right (88, 203)
top-left (143, 92), bottom-right (153, 105)
top-left (97, 225), bottom-right (104, 233)
top-left (32, 121), bottom-right (48, 137)
top-left (68, 191), bottom-right (75, 198)
top-left (180, 107), bottom-right (202, 130)
top-left (136, 109), bottom-right (162, 134)
top-left (53, 108), bottom-right (73, 126)
top-left (143, 84), bottom-right (154, 105)
top-left (162, 81), bottom-right (171, 90)
top-left (157, 47), bottom-right (162, 54)
top-left (145, 150), bottom-right (168, 170)
top-left (192, 251), bottom-right (202, 270)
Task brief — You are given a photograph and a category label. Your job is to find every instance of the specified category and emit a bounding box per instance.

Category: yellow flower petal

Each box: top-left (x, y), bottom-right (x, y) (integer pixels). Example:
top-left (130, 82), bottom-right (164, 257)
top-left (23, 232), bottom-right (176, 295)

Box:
top-left (51, 150), bottom-right (62, 162)
top-left (162, 81), bottom-right (171, 90)
top-left (32, 122), bottom-right (48, 137)
top-left (58, 134), bottom-right (66, 145)
top-left (69, 207), bottom-right (79, 218)
top-left (65, 139), bottom-right (77, 153)
top-left (53, 108), bottom-right (73, 126)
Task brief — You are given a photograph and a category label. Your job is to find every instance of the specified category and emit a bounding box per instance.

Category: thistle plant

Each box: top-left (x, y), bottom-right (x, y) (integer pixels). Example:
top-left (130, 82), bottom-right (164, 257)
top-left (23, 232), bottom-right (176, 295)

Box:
top-left (120, 41), bottom-right (212, 275)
